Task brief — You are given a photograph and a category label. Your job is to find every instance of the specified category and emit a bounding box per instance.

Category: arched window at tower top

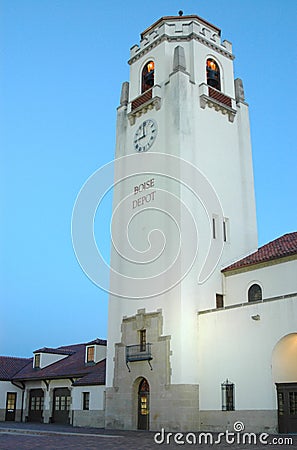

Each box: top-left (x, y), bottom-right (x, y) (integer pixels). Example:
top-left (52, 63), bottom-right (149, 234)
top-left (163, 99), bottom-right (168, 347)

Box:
top-left (142, 61), bottom-right (155, 93)
top-left (206, 58), bottom-right (221, 91)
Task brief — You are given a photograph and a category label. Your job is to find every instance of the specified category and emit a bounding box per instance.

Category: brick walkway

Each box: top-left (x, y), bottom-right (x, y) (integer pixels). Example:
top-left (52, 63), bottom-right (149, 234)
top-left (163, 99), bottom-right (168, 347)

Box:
top-left (0, 422), bottom-right (296, 449)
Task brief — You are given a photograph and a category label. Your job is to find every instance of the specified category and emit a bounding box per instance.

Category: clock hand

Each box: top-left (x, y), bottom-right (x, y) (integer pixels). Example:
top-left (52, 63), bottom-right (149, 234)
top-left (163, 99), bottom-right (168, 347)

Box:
top-left (139, 123), bottom-right (146, 140)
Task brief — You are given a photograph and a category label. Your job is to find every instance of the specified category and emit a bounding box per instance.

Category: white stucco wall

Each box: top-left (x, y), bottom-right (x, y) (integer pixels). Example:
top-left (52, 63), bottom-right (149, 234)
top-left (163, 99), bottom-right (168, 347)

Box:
top-left (72, 385), bottom-right (105, 411)
top-left (0, 381), bottom-right (23, 409)
top-left (224, 259), bottom-right (297, 306)
top-left (107, 14), bottom-right (258, 389)
top-left (36, 352), bottom-right (68, 369)
top-left (198, 294), bottom-right (297, 410)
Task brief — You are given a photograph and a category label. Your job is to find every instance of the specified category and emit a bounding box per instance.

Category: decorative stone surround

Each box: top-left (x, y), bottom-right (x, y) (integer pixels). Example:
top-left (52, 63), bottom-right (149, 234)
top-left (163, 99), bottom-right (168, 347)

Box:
top-left (199, 83), bottom-right (236, 122)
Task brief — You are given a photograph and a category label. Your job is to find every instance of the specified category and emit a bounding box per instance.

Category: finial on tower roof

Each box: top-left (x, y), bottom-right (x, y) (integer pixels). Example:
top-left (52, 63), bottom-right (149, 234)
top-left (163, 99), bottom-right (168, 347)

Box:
top-left (178, 10), bottom-right (183, 16)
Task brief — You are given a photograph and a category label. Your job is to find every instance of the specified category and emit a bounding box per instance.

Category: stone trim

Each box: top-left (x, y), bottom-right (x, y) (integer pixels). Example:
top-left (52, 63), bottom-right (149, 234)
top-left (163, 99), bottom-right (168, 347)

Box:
top-left (198, 292), bottom-right (297, 315)
top-left (128, 33), bottom-right (234, 66)
top-left (199, 83), bottom-right (236, 122)
top-left (128, 96), bottom-right (161, 125)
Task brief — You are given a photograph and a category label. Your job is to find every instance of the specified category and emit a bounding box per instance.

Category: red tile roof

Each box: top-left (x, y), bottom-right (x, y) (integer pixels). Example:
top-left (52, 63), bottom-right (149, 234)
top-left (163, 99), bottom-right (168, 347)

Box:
top-left (223, 232), bottom-right (297, 272)
top-left (0, 356), bottom-right (31, 381)
top-left (72, 361), bottom-right (106, 386)
top-left (11, 340), bottom-right (106, 385)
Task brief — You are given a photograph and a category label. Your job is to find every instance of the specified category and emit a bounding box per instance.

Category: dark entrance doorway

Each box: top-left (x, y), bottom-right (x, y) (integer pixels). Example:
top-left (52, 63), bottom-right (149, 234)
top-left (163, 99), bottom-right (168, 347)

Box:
top-left (52, 388), bottom-right (71, 424)
top-left (137, 378), bottom-right (150, 430)
top-left (276, 383), bottom-right (297, 433)
top-left (5, 392), bottom-right (17, 421)
top-left (28, 389), bottom-right (44, 422)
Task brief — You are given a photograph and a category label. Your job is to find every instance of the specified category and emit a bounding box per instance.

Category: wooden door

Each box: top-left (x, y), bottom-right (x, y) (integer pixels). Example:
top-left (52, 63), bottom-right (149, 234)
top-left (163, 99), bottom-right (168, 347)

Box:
top-left (28, 389), bottom-right (44, 422)
top-left (52, 388), bottom-right (71, 424)
top-left (276, 383), bottom-right (297, 433)
top-left (5, 392), bottom-right (17, 421)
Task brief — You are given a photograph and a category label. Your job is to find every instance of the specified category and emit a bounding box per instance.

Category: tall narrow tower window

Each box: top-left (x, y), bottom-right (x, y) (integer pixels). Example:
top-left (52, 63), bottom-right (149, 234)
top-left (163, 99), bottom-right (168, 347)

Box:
top-left (139, 329), bottom-right (146, 352)
top-left (142, 61), bottom-right (155, 93)
top-left (206, 58), bottom-right (221, 91)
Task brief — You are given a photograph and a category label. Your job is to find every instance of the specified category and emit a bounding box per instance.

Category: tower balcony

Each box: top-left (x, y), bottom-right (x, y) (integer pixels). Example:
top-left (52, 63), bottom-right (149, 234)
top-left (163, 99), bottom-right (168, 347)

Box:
top-left (199, 83), bottom-right (237, 122)
top-left (126, 343), bottom-right (152, 362)
top-left (125, 344), bottom-right (153, 371)
top-left (128, 86), bottom-right (161, 125)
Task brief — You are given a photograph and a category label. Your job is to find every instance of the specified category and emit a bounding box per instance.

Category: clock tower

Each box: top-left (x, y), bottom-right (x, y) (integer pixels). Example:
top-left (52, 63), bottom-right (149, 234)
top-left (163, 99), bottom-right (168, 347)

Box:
top-left (105, 14), bottom-right (257, 431)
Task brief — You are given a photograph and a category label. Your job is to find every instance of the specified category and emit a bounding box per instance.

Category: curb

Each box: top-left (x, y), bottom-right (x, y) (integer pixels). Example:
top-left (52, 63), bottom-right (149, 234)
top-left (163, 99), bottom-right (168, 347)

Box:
top-left (0, 427), bottom-right (121, 438)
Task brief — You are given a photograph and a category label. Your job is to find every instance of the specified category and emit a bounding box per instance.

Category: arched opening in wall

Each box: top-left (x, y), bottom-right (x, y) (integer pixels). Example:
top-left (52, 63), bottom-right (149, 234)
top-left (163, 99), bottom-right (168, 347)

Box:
top-left (206, 58), bottom-right (221, 91)
top-left (137, 377), bottom-right (150, 430)
top-left (248, 283), bottom-right (262, 302)
top-left (142, 61), bottom-right (154, 93)
top-left (272, 333), bottom-right (297, 433)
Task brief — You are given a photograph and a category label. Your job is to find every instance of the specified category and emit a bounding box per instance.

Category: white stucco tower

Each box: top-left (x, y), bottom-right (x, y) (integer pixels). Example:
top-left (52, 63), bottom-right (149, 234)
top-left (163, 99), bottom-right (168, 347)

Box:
top-left (105, 14), bottom-right (258, 431)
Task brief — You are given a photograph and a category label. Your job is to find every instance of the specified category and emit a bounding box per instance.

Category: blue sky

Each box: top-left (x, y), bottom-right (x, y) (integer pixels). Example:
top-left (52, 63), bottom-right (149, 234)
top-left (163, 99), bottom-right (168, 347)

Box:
top-left (1, 0), bottom-right (296, 357)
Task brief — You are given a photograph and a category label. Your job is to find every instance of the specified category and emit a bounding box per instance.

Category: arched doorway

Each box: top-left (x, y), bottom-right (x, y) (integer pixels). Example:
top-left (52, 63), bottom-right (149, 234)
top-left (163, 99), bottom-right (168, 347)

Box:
top-left (137, 378), bottom-right (150, 430)
top-left (272, 333), bottom-right (297, 433)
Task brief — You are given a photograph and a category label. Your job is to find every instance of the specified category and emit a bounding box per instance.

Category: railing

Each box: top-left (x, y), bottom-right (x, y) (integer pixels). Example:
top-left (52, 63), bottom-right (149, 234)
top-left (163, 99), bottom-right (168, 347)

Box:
top-left (131, 89), bottom-right (152, 111)
top-left (126, 344), bottom-right (152, 362)
top-left (208, 86), bottom-right (232, 107)
top-left (199, 83), bottom-right (236, 122)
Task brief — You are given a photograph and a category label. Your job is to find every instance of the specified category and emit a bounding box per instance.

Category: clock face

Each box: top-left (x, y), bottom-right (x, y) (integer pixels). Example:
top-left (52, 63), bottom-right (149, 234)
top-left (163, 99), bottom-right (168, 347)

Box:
top-left (134, 119), bottom-right (157, 152)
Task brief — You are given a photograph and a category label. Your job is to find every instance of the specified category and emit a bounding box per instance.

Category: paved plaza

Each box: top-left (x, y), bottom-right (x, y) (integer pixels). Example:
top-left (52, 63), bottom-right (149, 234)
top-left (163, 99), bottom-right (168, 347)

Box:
top-left (0, 422), bottom-right (296, 450)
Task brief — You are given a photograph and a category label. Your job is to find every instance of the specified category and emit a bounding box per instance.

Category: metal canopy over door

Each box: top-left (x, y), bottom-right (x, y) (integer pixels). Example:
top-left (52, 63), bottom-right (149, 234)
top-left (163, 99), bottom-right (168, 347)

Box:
top-left (5, 392), bottom-right (17, 421)
top-left (137, 378), bottom-right (150, 430)
top-left (276, 383), bottom-right (297, 433)
top-left (28, 389), bottom-right (44, 422)
top-left (52, 388), bottom-right (71, 424)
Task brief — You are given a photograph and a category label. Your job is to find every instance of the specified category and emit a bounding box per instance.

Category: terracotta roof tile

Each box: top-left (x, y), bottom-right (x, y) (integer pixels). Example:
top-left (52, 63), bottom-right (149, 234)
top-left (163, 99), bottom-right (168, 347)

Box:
top-left (223, 232), bottom-right (297, 272)
top-left (0, 356), bottom-right (31, 381)
top-left (72, 360), bottom-right (106, 386)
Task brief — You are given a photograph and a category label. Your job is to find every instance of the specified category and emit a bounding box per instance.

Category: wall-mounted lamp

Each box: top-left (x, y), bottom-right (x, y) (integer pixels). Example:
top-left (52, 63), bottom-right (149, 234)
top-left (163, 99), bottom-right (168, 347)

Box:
top-left (251, 314), bottom-right (260, 321)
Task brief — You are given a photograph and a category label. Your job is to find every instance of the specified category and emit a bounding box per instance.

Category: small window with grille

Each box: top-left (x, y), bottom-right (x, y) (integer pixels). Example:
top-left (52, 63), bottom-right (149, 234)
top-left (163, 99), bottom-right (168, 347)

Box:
top-left (222, 379), bottom-right (235, 411)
